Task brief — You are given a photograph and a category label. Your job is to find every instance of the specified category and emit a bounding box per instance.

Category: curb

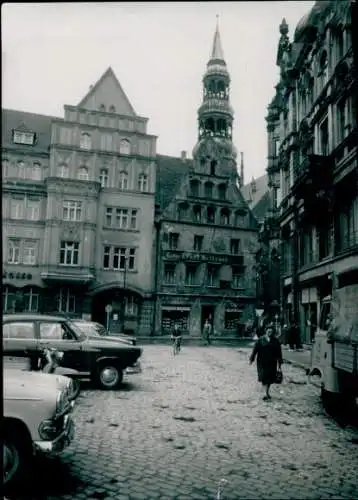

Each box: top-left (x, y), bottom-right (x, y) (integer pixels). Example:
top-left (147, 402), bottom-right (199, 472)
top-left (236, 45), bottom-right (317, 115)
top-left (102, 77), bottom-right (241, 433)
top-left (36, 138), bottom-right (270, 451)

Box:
top-left (283, 357), bottom-right (310, 373)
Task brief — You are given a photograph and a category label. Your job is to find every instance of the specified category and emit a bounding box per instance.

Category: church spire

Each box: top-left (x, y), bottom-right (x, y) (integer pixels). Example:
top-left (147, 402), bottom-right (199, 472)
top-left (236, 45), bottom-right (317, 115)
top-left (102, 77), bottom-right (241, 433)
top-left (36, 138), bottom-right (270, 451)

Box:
top-left (210, 15), bottom-right (225, 62)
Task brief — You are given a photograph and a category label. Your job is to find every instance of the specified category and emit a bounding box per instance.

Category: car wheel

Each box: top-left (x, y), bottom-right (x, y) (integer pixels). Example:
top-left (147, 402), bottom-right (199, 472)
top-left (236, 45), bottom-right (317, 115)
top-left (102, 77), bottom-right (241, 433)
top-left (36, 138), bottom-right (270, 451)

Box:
top-left (69, 378), bottom-right (81, 400)
top-left (97, 363), bottom-right (123, 390)
top-left (3, 433), bottom-right (30, 488)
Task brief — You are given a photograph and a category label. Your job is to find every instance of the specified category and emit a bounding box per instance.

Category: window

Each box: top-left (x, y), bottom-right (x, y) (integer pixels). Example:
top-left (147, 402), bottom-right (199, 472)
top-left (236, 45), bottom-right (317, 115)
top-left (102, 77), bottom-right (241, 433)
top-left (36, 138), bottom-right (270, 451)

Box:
top-left (40, 323), bottom-right (65, 340)
top-left (125, 296), bottom-right (138, 316)
top-left (274, 139), bottom-right (280, 157)
top-left (13, 130), bottom-right (35, 145)
top-left (118, 171), bottom-right (128, 190)
top-left (336, 30), bottom-right (344, 61)
top-left (194, 235), bottom-right (203, 251)
top-left (77, 167), bottom-right (89, 180)
top-left (3, 322), bottom-right (35, 339)
top-left (116, 208), bottom-right (128, 229)
top-left (24, 288), bottom-right (39, 312)
top-left (99, 104), bottom-right (106, 111)
top-left (63, 201), bottom-right (82, 221)
top-left (130, 209), bottom-right (138, 229)
top-left (168, 233), bottom-right (179, 250)
top-left (234, 212), bottom-right (244, 227)
top-left (178, 203), bottom-right (189, 220)
top-left (23, 240), bottom-right (37, 265)
top-left (80, 132), bottom-right (91, 150)
top-left (8, 239), bottom-right (20, 264)
top-left (207, 265), bottom-right (219, 287)
top-left (190, 180), bottom-right (200, 197)
top-left (138, 173), bottom-right (148, 192)
top-left (58, 164), bottom-right (69, 178)
top-left (232, 267), bottom-right (243, 289)
top-left (60, 241), bottom-right (79, 266)
top-left (2, 287), bottom-right (17, 313)
top-left (319, 51), bottom-right (328, 89)
top-left (164, 264), bottom-right (176, 285)
top-left (220, 209), bottom-right (230, 225)
top-left (207, 207), bottom-right (215, 224)
top-left (26, 198), bottom-right (41, 221)
top-left (185, 265), bottom-right (197, 286)
top-left (105, 207), bottom-right (113, 226)
top-left (10, 197), bottom-right (24, 219)
top-left (205, 182), bottom-right (213, 198)
top-left (17, 161), bottom-right (25, 178)
top-left (119, 139), bottom-right (131, 155)
top-left (30, 162), bottom-right (42, 180)
top-left (101, 134), bottom-right (113, 151)
top-left (109, 105), bottom-right (116, 113)
top-left (55, 289), bottom-right (76, 313)
top-left (103, 246), bottom-right (111, 269)
top-left (100, 168), bottom-right (109, 188)
top-left (230, 239), bottom-right (240, 254)
top-left (128, 248), bottom-right (136, 270)
top-left (218, 184), bottom-right (227, 200)
top-left (60, 127), bottom-right (72, 145)
top-left (319, 118), bottom-right (329, 156)
top-left (210, 160), bottom-right (217, 175)
top-left (113, 247), bottom-right (125, 270)
top-left (2, 158), bottom-right (9, 177)
top-left (193, 205), bottom-right (202, 223)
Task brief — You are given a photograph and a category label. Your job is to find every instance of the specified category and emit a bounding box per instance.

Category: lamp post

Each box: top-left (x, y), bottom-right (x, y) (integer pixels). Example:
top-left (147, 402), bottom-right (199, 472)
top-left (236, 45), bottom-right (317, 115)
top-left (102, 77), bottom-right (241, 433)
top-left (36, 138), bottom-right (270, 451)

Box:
top-left (120, 256), bottom-right (128, 332)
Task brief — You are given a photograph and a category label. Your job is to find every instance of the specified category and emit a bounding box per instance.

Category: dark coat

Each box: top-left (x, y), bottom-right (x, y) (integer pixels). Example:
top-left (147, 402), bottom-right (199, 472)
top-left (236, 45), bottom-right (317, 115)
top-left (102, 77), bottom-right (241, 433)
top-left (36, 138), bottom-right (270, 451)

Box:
top-left (250, 336), bottom-right (283, 385)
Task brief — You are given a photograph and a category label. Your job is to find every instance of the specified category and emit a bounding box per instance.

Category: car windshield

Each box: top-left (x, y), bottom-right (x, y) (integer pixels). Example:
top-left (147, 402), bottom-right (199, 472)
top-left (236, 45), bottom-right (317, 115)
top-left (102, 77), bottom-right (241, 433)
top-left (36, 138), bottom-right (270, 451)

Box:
top-left (67, 321), bottom-right (87, 341)
top-left (73, 322), bottom-right (107, 337)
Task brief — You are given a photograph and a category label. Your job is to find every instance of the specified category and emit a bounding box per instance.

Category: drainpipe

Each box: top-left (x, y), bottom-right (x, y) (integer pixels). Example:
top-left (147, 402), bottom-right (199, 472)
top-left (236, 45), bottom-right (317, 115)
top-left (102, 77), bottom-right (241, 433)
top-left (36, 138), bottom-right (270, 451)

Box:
top-left (151, 219), bottom-right (161, 336)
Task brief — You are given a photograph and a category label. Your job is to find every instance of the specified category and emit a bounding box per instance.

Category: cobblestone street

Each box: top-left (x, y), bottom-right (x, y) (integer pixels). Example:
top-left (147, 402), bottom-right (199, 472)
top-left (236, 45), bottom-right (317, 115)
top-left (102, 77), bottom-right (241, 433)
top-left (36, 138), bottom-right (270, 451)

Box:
top-left (8, 346), bottom-right (358, 500)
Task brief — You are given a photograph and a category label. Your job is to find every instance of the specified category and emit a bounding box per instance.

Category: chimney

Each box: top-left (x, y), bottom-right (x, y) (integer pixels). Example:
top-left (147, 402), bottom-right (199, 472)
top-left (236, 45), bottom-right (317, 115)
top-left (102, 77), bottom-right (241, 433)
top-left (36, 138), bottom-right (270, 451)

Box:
top-left (240, 152), bottom-right (244, 186)
top-left (181, 150), bottom-right (187, 161)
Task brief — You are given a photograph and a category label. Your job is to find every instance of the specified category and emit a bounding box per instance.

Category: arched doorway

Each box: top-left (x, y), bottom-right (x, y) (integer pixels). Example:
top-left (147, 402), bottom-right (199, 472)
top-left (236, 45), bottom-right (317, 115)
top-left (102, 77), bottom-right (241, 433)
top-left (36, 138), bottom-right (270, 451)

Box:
top-left (91, 287), bottom-right (141, 335)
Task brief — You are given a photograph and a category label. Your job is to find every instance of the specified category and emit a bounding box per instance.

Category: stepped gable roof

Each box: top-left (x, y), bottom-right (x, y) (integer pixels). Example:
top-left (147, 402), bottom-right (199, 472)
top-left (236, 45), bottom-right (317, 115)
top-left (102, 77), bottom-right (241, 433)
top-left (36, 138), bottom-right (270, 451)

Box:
top-left (2, 108), bottom-right (59, 153)
top-left (155, 154), bottom-right (191, 210)
top-left (251, 190), bottom-right (273, 224)
top-left (240, 173), bottom-right (269, 209)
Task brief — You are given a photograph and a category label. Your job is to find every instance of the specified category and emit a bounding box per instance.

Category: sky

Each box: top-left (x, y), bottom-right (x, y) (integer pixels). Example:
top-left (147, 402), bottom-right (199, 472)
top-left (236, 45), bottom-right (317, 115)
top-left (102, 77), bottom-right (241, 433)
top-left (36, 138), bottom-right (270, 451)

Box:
top-left (2, 1), bottom-right (315, 182)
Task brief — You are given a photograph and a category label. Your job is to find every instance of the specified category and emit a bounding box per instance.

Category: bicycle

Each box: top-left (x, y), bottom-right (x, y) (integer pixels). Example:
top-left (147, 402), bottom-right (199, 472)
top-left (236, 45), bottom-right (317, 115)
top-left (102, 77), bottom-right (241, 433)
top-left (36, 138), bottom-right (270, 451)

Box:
top-left (172, 335), bottom-right (181, 355)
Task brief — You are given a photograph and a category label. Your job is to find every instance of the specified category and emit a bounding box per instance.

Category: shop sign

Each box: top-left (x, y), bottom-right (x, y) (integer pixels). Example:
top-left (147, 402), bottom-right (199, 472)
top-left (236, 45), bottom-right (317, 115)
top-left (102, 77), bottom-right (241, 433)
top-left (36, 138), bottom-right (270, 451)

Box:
top-left (162, 306), bottom-right (191, 311)
top-left (3, 271), bottom-right (33, 281)
top-left (164, 251), bottom-right (243, 266)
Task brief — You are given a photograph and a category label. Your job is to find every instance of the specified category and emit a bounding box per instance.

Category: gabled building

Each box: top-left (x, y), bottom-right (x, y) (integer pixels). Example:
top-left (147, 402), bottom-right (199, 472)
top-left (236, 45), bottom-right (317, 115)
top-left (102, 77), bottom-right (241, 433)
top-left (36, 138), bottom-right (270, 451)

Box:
top-left (2, 67), bottom-right (157, 334)
top-left (154, 24), bottom-right (258, 337)
top-left (266, 0), bottom-right (357, 343)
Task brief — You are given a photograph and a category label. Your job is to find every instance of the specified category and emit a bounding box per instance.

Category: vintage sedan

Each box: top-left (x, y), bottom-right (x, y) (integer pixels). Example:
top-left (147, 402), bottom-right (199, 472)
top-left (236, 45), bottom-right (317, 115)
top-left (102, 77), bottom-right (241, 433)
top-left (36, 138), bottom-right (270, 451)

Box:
top-left (4, 368), bottom-right (75, 488)
top-left (3, 313), bottom-right (142, 389)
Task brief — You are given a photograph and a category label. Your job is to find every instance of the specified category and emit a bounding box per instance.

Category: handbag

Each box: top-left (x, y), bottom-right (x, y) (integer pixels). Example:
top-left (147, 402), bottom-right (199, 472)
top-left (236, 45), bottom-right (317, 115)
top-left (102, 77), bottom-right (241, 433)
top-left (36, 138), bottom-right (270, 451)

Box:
top-left (275, 369), bottom-right (283, 384)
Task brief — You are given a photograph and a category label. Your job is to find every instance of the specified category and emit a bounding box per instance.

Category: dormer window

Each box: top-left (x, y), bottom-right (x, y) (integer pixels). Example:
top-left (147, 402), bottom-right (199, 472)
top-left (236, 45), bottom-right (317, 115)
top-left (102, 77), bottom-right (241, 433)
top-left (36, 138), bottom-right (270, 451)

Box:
top-left (13, 130), bottom-right (35, 145)
top-left (80, 132), bottom-right (91, 150)
top-left (109, 105), bottom-right (116, 113)
top-left (99, 104), bottom-right (106, 111)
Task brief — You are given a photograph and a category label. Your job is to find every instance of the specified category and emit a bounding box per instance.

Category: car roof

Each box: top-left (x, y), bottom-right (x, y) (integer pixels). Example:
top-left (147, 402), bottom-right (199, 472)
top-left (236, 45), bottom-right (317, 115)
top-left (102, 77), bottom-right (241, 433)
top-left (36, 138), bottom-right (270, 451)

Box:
top-left (3, 313), bottom-right (69, 322)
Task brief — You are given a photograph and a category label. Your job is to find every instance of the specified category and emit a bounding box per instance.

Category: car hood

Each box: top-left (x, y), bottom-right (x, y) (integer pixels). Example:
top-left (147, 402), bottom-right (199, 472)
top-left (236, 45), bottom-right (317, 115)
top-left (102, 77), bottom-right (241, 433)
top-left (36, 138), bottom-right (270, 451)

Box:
top-left (88, 334), bottom-right (133, 345)
top-left (85, 337), bottom-right (141, 353)
top-left (4, 369), bottom-right (66, 400)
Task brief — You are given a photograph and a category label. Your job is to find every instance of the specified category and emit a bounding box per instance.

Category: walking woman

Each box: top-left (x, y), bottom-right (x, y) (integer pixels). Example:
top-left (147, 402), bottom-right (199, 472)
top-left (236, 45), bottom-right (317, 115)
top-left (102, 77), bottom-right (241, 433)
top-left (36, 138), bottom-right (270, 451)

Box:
top-left (249, 326), bottom-right (283, 401)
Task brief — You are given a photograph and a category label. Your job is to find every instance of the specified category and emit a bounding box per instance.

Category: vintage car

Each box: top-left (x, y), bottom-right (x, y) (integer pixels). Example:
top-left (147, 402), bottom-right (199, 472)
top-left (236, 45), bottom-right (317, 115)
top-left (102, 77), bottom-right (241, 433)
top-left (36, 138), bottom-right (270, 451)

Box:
top-left (3, 313), bottom-right (142, 389)
top-left (3, 368), bottom-right (75, 488)
top-left (72, 320), bottom-right (142, 374)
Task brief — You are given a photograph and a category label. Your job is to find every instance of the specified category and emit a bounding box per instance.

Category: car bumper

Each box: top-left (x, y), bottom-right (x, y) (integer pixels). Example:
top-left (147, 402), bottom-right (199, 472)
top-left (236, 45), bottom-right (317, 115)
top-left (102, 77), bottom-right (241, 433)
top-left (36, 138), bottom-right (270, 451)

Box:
top-left (125, 361), bottom-right (142, 374)
top-left (34, 414), bottom-right (75, 453)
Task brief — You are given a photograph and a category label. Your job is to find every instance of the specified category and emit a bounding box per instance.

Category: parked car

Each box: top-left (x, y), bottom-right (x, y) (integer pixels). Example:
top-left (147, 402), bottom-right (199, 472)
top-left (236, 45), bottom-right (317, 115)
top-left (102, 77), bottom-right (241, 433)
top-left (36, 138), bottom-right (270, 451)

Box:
top-left (3, 368), bottom-right (75, 488)
top-left (3, 313), bottom-right (142, 389)
top-left (72, 320), bottom-right (137, 345)
top-left (73, 320), bottom-right (142, 374)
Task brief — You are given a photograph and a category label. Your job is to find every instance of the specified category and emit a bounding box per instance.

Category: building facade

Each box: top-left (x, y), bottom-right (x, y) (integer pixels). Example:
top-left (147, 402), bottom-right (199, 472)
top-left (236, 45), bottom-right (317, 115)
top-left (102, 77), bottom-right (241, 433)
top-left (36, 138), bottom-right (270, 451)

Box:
top-left (154, 25), bottom-right (258, 337)
top-left (266, 0), bottom-right (357, 343)
top-left (2, 67), bottom-right (157, 334)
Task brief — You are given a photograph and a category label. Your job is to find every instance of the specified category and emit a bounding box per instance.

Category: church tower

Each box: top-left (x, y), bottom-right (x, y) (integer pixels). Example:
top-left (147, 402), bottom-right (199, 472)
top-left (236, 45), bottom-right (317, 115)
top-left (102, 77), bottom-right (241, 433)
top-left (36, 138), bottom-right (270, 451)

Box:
top-left (192, 18), bottom-right (238, 181)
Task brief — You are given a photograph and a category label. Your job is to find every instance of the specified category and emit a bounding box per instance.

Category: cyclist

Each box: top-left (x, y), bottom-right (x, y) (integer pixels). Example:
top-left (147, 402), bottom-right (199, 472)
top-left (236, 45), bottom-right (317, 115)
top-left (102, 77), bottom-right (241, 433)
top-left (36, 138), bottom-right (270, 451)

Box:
top-left (171, 323), bottom-right (182, 354)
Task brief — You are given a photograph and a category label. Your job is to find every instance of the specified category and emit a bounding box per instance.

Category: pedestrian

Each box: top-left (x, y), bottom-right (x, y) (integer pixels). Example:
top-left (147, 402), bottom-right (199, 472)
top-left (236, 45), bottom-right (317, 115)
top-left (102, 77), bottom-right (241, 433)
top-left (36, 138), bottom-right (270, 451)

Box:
top-left (203, 318), bottom-right (212, 345)
top-left (249, 326), bottom-right (283, 401)
top-left (171, 323), bottom-right (182, 352)
top-left (288, 322), bottom-right (301, 350)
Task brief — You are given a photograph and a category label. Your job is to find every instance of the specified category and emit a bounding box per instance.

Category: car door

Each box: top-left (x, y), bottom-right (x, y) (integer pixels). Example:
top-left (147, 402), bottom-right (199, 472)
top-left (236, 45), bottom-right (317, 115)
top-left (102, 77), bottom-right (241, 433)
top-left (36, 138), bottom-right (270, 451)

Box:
top-left (38, 320), bottom-right (85, 372)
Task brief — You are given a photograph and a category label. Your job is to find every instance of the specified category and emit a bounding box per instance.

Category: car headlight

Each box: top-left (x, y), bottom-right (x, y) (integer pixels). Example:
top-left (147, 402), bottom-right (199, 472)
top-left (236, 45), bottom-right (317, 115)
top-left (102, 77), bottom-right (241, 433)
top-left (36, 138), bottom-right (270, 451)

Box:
top-left (38, 418), bottom-right (62, 441)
